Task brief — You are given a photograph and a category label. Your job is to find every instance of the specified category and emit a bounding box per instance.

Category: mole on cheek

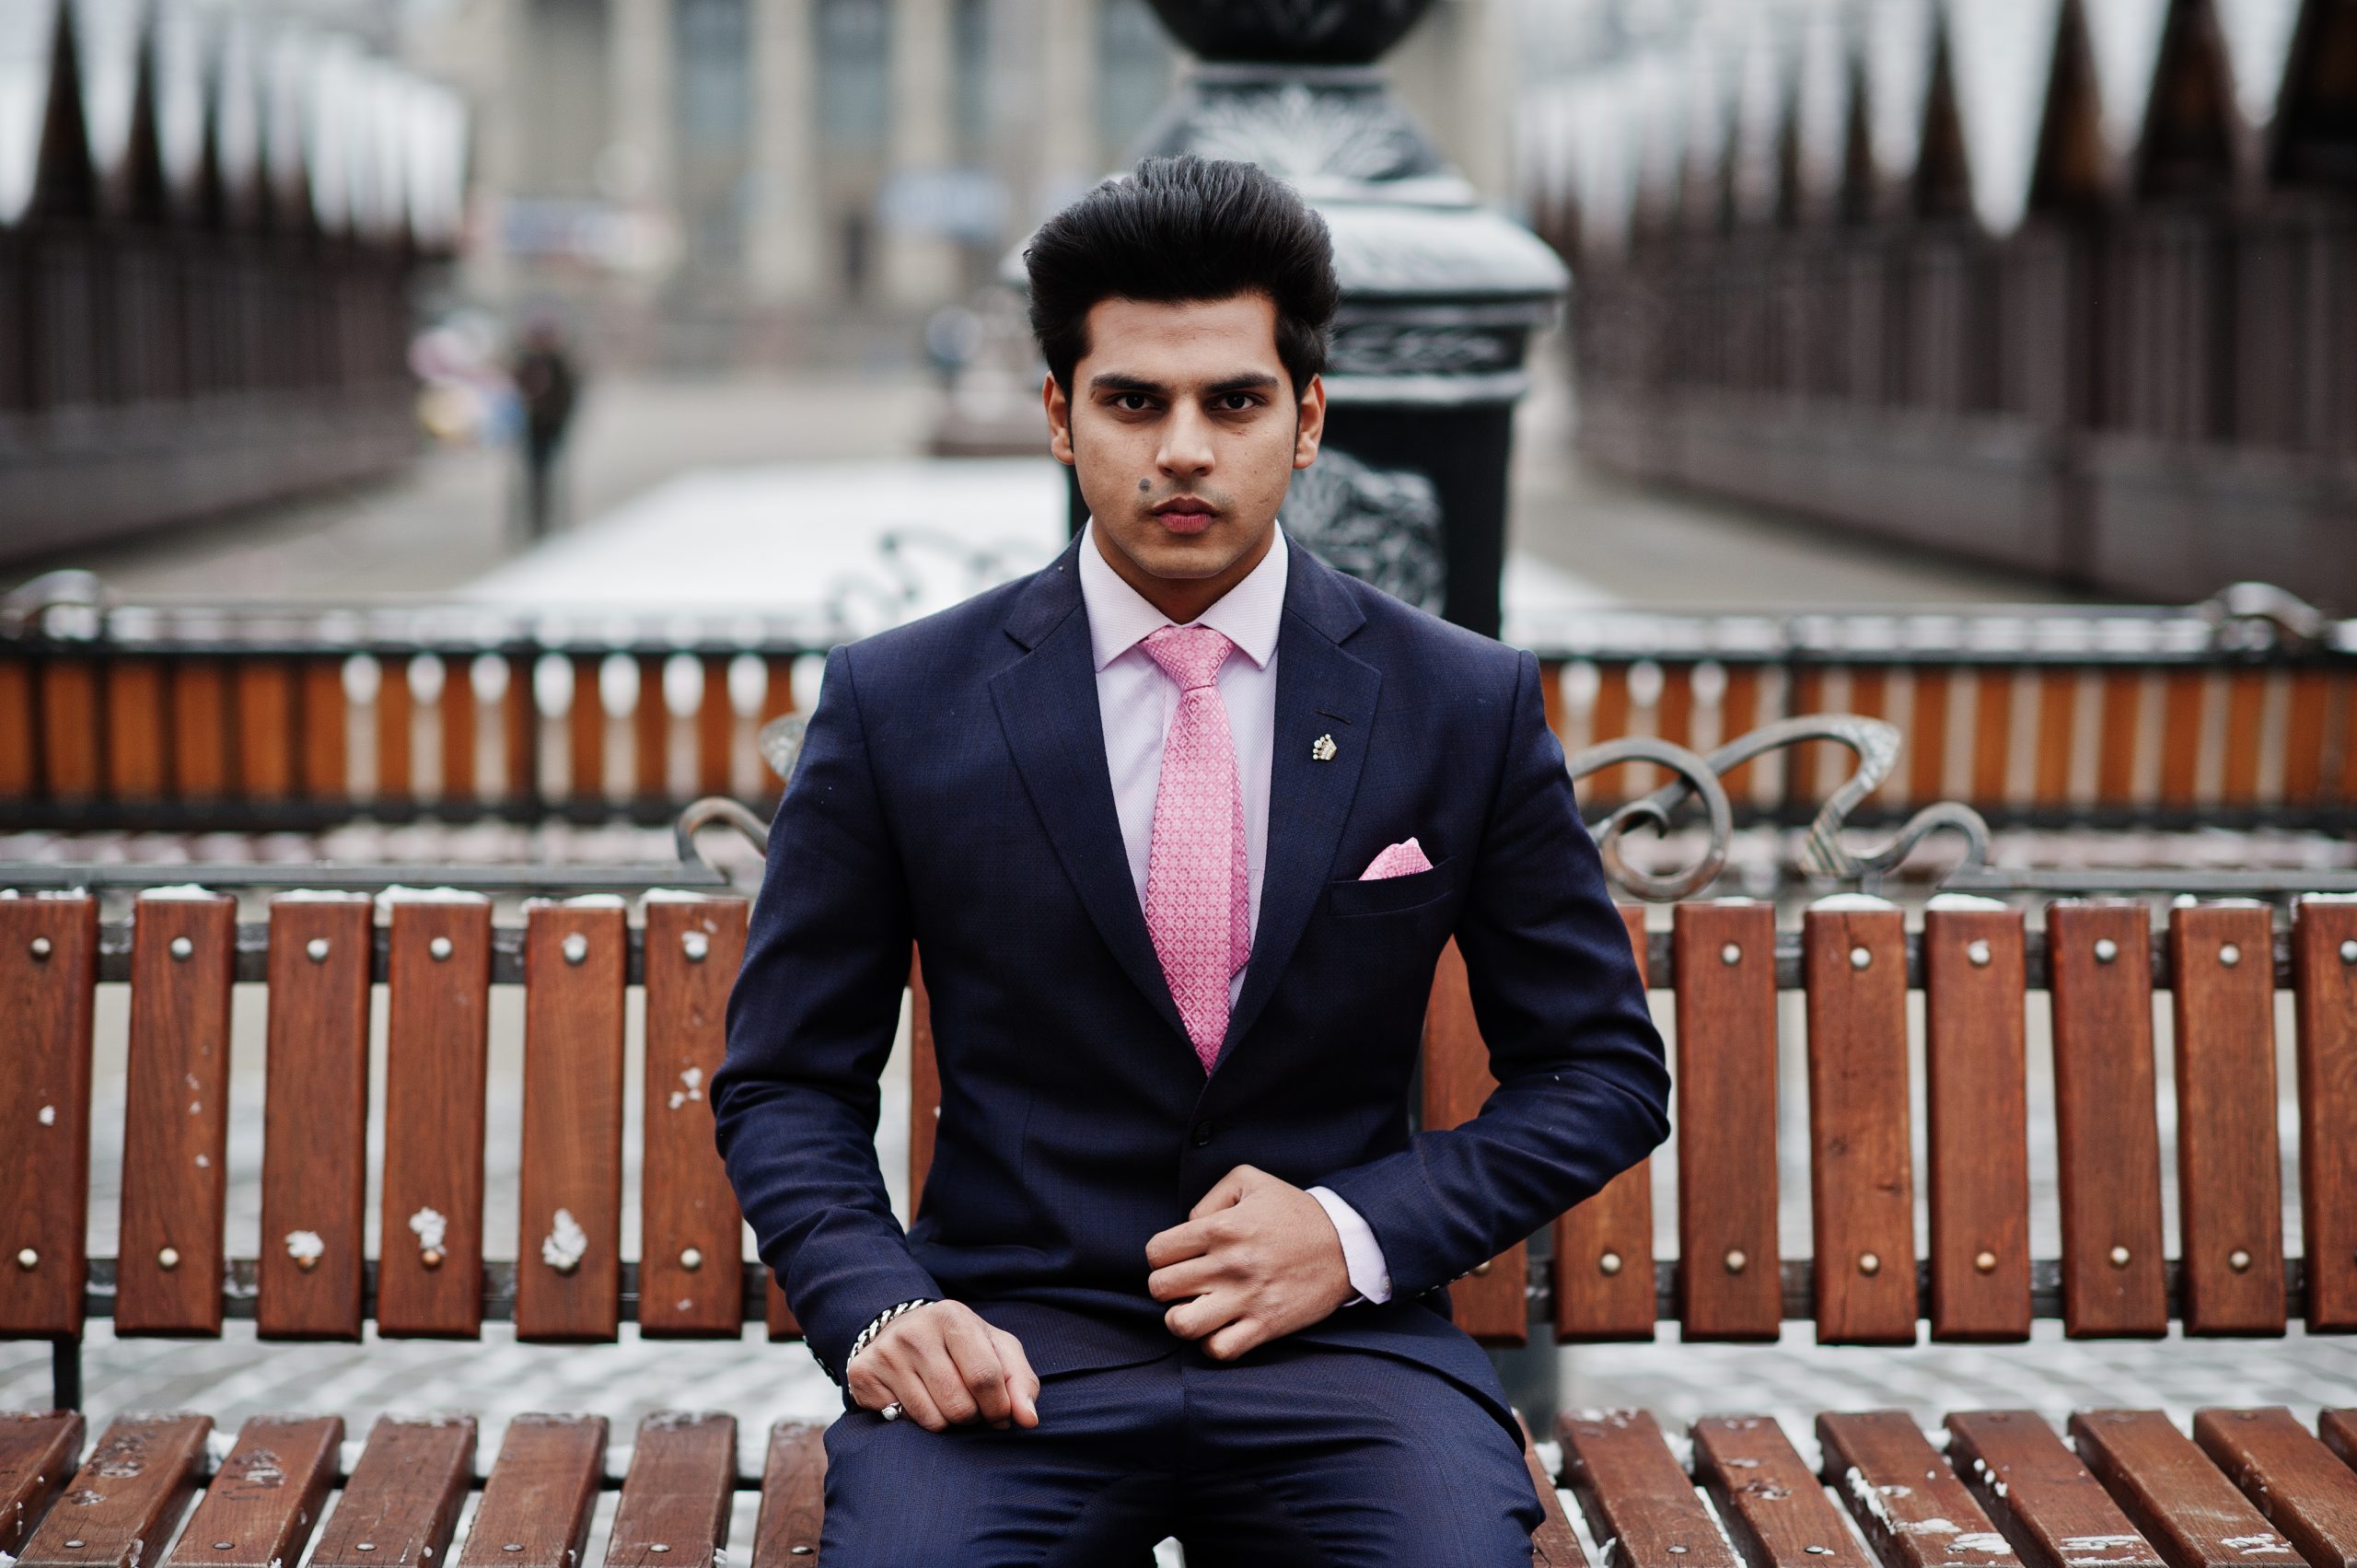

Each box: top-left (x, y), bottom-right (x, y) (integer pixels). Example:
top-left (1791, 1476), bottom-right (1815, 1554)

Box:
top-left (1138, 479), bottom-right (1151, 492)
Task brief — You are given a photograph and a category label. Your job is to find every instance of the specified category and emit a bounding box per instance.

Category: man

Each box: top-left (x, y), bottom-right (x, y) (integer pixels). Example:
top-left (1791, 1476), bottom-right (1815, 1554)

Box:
top-left (510, 317), bottom-right (578, 540)
top-left (712, 156), bottom-right (1670, 1564)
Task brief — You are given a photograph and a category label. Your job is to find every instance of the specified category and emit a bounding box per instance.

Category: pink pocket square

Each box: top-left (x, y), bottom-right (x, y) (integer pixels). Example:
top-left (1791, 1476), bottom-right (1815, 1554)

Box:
top-left (1360, 837), bottom-right (1434, 880)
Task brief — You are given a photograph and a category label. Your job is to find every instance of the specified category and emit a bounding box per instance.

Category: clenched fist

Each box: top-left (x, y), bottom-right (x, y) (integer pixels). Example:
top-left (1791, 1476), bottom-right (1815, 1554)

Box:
top-left (1144, 1164), bottom-right (1355, 1361)
top-left (844, 1299), bottom-right (1042, 1433)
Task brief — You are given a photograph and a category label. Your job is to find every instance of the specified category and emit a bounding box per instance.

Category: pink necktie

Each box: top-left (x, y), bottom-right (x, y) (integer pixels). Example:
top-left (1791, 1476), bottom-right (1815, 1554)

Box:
top-left (1140, 623), bottom-right (1250, 1072)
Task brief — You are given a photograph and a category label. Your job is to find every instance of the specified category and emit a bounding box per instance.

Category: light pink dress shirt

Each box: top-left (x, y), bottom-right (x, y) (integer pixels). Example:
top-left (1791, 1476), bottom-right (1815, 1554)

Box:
top-left (1077, 519), bottom-right (1394, 1307)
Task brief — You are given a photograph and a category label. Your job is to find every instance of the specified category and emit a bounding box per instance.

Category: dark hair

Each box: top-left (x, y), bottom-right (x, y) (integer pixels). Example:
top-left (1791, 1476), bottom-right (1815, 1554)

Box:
top-left (1024, 155), bottom-right (1340, 398)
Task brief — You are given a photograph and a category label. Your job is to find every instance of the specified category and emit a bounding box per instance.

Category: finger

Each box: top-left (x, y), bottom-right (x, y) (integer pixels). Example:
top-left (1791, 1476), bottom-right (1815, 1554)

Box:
top-left (1203, 1318), bottom-right (1263, 1362)
top-left (879, 1356), bottom-right (948, 1432)
top-left (1164, 1288), bottom-right (1241, 1342)
top-left (1146, 1254), bottom-right (1225, 1303)
top-left (1144, 1217), bottom-right (1217, 1269)
top-left (993, 1330), bottom-right (1041, 1428)
top-left (943, 1318), bottom-right (1012, 1425)
top-left (912, 1338), bottom-right (983, 1425)
top-left (1188, 1165), bottom-right (1256, 1221)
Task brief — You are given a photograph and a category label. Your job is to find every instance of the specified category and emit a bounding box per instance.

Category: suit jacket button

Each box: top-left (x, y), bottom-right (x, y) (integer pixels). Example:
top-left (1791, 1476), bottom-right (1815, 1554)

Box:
top-left (1190, 1121), bottom-right (1213, 1147)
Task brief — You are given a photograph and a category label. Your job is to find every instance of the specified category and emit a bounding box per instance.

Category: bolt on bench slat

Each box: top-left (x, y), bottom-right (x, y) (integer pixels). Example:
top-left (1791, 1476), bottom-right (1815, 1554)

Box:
top-left (163, 1415), bottom-right (342, 1568)
top-left (1557, 1408), bottom-right (1741, 1568)
top-left (2070, 1411), bottom-right (2299, 1568)
top-left (17, 1413), bottom-right (212, 1568)
top-left (2048, 904), bottom-right (2170, 1338)
top-left (1945, 1411), bottom-right (2162, 1568)
top-left (259, 898), bottom-right (375, 1342)
top-left (118, 892), bottom-right (237, 1338)
top-left (1923, 907), bottom-right (2033, 1342)
top-left (606, 1415), bottom-right (735, 1568)
top-left (1693, 1413), bottom-right (1874, 1568)
top-left (749, 1423), bottom-right (825, 1568)
top-left (2191, 1408), bottom-right (2357, 1568)
top-left (1819, 1410), bottom-right (2022, 1568)
top-left (459, 1416), bottom-right (607, 1568)
top-left (1552, 905), bottom-right (1660, 1342)
top-left (0, 895), bottom-right (98, 1341)
top-left (0, 1411), bottom-right (87, 1558)
top-left (2169, 906), bottom-right (2289, 1335)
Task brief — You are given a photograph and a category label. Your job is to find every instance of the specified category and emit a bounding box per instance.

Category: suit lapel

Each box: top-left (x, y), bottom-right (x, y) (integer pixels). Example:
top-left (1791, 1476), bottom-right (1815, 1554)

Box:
top-left (989, 544), bottom-right (1193, 1048)
top-left (1216, 547), bottom-right (1381, 1067)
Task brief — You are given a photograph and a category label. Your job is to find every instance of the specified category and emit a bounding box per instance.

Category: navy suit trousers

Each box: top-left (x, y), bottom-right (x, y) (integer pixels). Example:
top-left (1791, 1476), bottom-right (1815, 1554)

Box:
top-left (818, 1325), bottom-right (1543, 1565)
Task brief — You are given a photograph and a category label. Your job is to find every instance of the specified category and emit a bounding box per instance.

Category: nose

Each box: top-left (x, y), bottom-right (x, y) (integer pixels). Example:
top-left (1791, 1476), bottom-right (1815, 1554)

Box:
top-left (1155, 400), bottom-right (1216, 481)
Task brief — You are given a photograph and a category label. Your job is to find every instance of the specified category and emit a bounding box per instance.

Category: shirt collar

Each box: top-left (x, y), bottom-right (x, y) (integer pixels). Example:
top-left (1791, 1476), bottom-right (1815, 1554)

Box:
top-left (1076, 517), bottom-right (1290, 674)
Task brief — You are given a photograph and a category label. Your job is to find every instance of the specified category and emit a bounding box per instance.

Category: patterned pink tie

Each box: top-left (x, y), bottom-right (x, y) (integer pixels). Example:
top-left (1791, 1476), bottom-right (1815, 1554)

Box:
top-left (1140, 623), bottom-right (1250, 1072)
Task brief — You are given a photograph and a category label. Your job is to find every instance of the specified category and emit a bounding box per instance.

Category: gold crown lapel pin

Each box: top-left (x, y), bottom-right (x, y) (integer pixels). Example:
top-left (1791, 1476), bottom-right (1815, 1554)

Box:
top-left (1311, 733), bottom-right (1338, 762)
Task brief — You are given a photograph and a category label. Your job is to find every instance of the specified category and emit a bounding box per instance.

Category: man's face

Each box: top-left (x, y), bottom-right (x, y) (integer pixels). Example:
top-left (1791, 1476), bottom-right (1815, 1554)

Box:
top-left (1044, 292), bottom-right (1326, 593)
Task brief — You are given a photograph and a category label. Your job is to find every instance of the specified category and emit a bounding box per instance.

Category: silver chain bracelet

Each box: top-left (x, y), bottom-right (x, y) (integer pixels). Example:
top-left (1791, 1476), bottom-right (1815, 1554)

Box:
top-left (846, 1295), bottom-right (936, 1377)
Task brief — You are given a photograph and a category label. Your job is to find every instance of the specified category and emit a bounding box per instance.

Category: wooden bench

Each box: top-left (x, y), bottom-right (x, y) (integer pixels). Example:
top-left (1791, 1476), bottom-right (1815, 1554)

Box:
top-left (3, 884), bottom-right (2353, 1565)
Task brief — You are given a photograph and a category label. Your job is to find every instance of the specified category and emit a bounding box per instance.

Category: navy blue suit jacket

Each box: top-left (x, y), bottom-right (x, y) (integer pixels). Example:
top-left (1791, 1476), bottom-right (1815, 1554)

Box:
top-left (712, 530), bottom-right (1671, 1435)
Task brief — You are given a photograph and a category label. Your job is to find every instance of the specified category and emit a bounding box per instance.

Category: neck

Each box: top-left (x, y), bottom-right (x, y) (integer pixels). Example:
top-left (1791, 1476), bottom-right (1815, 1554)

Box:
top-left (1091, 522), bottom-right (1277, 624)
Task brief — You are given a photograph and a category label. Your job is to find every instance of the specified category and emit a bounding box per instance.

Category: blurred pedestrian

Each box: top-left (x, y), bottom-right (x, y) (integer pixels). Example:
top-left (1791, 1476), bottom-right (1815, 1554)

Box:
top-left (511, 318), bottom-right (580, 541)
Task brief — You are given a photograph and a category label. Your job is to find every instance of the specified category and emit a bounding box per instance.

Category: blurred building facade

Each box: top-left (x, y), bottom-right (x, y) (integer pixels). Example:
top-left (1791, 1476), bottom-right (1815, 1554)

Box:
top-left (1514, 0), bottom-right (2357, 608)
top-left (1, 0), bottom-right (468, 562)
top-left (401, 0), bottom-right (1520, 364)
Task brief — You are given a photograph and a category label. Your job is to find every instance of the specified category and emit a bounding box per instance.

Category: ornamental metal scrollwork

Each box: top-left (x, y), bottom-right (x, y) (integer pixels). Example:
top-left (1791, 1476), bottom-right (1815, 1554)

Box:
top-left (1569, 714), bottom-right (1993, 900)
top-left (1283, 447), bottom-right (1446, 614)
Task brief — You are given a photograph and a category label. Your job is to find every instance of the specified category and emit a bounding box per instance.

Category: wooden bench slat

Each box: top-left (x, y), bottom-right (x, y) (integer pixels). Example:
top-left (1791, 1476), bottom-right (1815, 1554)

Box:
top-left (2096, 670), bottom-right (2141, 807)
top-left (749, 1423), bottom-right (825, 1568)
top-left (1673, 900), bottom-right (1782, 1341)
top-left (2046, 904), bottom-right (2169, 1337)
top-left (162, 1415), bottom-right (341, 1568)
top-left (568, 656), bottom-right (605, 801)
top-left (634, 655), bottom-right (668, 800)
top-left (2191, 1408), bottom-right (2357, 1568)
top-left (235, 662), bottom-right (296, 799)
top-left (1818, 1410), bottom-right (2023, 1568)
top-left (1423, 937), bottom-right (1527, 1344)
top-left (103, 659), bottom-right (167, 798)
top-left (2069, 1411), bottom-right (2300, 1568)
top-left (517, 902), bottom-right (628, 1342)
top-left (695, 656), bottom-right (734, 796)
top-left (606, 1414), bottom-right (735, 1568)
top-left (38, 659), bottom-right (100, 800)
top-left (459, 1416), bottom-right (607, 1568)
top-left (2167, 906), bottom-right (2288, 1335)
top-left (908, 950), bottom-right (937, 1208)
top-left (2323, 1411), bottom-right (2357, 1474)
top-left (1693, 1413), bottom-right (1875, 1568)
top-left (1945, 1411), bottom-right (2162, 1568)
top-left (1804, 905), bottom-right (1916, 1345)
top-left (1910, 668), bottom-right (1953, 806)
top-left (117, 891), bottom-right (237, 1337)
top-left (1518, 1412), bottom-right (1585, 1568)
top-left (0, 895), bottom-right (98, 1338)
top-left (17, 1414), bottom-right (212, 1568)
top-left (764, 1271), bottom-right (801, 1342)
top-left (312, 1416), bottom-right (479, 1568)
top-left (378, 656), bottom-right (415, 803)
top-left (441, 658), bottom-right (479, 802)
top-left (1554, 906), bottom-right (1659, 1342)
top-left (301, 656), bottom-right (349, 799)
top-left (2293, 900), bottom-right (2357, 1331)
top-left (0, 656), bottom-right (34, 797)
top-left (377, 895), bottom-right (494, 1339)
top-left (170, 661), bottom-right (230, 800)
top-left (0, 1412), bottom-right (87, 1557)
top-left (640, 899), bottom-right (749, 1338)
top-left (258, 895), bottom-right (376, 1341)
top-left (1923, 907), bottom-right (2032, 1341)
top-left (1558, 1408), bottom-right (1742, 1568)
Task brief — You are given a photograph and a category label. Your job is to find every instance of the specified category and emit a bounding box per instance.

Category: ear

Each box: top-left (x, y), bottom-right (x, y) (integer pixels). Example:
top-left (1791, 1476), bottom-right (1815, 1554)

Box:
top-left (1043, 373), bottom-right (1075, 466)
top-left (1291, 372), bottom-right (1327, 470)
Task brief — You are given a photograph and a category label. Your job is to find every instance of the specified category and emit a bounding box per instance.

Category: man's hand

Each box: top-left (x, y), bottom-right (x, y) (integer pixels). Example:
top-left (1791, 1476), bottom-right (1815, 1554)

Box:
top-left (1144, 1164), bottom-right (1355, 1360)
top-left (844, 1300), bottom-right (1041, 1433)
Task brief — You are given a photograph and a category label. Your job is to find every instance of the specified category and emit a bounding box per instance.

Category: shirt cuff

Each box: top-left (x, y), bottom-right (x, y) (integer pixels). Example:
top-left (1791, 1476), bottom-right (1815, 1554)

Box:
top-left (1307, 1185), bottom-right (1393, 1306)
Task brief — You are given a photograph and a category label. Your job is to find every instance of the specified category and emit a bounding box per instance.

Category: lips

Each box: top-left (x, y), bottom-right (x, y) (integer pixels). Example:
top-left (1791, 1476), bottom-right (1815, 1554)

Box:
top-left (1152, 498), bottom-right (1216, 536)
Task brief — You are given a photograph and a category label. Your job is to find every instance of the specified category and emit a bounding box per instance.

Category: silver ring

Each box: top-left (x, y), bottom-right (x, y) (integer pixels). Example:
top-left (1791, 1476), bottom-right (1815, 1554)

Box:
top-left (878, 1401), bottom-right (903, 1423)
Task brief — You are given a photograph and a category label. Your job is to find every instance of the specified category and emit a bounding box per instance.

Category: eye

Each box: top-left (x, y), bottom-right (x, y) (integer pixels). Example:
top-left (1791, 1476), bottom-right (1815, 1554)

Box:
top-left (1110, 392), bottom-right (1155, 412)
top-left (1213, 393), bottom-right (1260, 412)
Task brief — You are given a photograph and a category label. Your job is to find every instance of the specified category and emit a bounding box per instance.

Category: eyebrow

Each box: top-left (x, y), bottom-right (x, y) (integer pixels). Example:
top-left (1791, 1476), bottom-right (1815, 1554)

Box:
top-left (1086, 371), bottom-right (1284, 397)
